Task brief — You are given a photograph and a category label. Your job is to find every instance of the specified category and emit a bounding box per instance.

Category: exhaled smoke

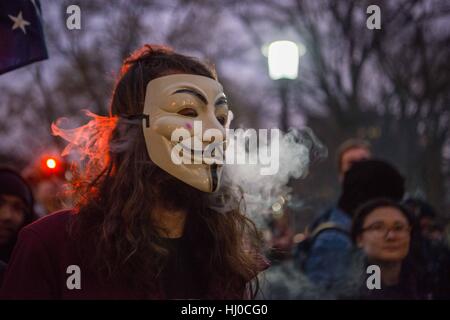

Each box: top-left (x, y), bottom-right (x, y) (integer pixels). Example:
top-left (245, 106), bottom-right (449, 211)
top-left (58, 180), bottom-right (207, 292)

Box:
top-left (51, 110), bottom-right (118, 181)
top-left (258, 250), bottom-right (366, 299)
top-left (52, 110), bottom-right (328, 228)
top-left (212, 127), bottom-right (327, 226)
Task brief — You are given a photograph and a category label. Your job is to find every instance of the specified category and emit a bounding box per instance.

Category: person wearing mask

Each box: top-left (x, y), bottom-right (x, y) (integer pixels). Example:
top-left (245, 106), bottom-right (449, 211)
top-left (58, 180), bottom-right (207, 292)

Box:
top-left (0, 45), bottom-right (267, 299)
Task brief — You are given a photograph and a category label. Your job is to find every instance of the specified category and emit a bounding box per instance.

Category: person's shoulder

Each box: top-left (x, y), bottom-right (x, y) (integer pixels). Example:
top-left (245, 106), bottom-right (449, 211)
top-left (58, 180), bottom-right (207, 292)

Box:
top-left (21, 209), bottom-right (75, 241)
top-left (312, 222), bottom-right (352, 250)
top-left (328, 207), bottom-right (351, 225)
top-left (26, 209), bottom-right (75, 230)
top-left (314, 229), bottom-right (351, 245)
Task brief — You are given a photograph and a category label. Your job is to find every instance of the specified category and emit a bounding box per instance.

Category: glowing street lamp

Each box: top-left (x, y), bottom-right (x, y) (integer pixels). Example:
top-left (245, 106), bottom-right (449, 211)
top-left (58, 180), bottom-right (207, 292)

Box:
top-left (267, 40), bottom-right (300, 80)
top-left (265, 40), bottom-right (304, 131)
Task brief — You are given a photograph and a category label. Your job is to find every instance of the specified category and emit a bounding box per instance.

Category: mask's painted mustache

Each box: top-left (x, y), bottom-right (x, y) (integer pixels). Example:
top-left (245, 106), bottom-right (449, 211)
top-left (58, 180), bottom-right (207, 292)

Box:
top-left (174, 137), bottom-right (225, 164)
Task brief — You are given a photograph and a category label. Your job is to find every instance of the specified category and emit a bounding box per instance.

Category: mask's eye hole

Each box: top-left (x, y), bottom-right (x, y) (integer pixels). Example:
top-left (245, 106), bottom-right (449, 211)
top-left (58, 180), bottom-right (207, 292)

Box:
top-left (216, 115), bottom-right (227, 126)
top-left (178, 108), bottom-right (198, 117)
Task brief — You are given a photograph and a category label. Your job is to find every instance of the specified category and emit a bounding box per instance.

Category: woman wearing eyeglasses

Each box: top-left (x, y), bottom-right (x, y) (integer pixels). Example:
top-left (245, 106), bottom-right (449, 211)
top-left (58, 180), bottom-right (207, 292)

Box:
top-left (350, 198), bottom-right (422, 300)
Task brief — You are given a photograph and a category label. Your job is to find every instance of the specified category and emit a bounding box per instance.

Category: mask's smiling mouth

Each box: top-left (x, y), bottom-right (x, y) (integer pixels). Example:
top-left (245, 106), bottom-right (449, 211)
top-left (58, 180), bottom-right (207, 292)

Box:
top-left (172, 137), bottom-right (225, 165)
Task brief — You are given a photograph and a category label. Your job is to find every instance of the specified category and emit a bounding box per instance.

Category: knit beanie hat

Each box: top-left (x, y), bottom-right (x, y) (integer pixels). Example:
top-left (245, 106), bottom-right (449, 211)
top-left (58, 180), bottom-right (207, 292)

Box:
top-left (0, 168), bottom-right (34, 222)
top-left (338, 159), bottom-right (405, 216)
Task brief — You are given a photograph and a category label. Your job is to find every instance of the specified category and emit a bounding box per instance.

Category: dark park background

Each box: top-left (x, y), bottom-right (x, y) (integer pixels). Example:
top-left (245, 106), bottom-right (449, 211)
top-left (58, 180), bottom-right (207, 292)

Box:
top-left (1, 0), bottom-right (449, 229)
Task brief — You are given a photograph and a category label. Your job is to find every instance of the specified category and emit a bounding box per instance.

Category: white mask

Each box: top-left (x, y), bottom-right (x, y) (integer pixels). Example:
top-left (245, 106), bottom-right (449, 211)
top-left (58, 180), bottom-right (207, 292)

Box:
top-left (142, 74), bottom-right (231, 192)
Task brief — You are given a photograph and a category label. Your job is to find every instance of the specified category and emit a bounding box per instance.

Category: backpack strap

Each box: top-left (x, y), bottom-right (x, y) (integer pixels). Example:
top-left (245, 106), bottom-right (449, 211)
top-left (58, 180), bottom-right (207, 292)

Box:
top-left (293, 221), bottom-right (350, 270)
top-left (309, 207), bottom-right (334, 232)
top-left (309, 221), bottom-right (350, 240)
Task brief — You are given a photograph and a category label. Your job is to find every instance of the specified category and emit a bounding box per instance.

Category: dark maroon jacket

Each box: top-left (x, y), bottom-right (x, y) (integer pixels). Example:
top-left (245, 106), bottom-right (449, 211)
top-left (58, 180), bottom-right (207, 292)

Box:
top-left (0, 210), bottom-right (269, 299)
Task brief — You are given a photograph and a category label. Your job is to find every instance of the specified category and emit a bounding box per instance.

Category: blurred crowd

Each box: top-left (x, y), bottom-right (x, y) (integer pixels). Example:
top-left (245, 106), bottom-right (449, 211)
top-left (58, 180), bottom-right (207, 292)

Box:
top-left (1, 138), bottom-right (449, 299)
top-left (264, 139), bottom-right (450, 299)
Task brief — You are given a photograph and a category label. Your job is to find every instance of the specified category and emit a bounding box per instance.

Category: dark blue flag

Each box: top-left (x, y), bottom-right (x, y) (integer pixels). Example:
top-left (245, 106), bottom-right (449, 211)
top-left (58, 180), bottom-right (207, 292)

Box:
top-left (0, 0), bottom-right (48, 75)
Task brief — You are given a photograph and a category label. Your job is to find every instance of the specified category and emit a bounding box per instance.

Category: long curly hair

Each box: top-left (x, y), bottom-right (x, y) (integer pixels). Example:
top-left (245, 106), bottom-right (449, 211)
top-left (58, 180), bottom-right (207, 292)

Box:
top-left (65, 45), bottom-right (263, 299)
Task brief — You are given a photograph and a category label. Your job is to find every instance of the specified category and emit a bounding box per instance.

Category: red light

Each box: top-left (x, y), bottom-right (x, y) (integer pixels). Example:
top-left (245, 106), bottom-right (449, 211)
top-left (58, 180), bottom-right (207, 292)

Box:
top-left (46, 158), bottom-right (57, 169)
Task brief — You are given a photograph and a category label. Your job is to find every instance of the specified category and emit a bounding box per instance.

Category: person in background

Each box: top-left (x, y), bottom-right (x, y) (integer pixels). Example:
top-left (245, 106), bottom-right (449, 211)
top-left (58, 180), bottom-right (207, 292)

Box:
top-left (350, 198), bottom-right (421, 299)
top-left (0, 168), bottom-right (36, 264)
top-left (301, 159), bottom-right (405, 295)
top-left (336, 139), bottom-right (372, 182)
top-left (403, 197), bottom-right (450, 299)
top-left (267, 209), bottom-right (295, 263)
top-left (295, 138), bottom-right (372, 258)
top-left (403, 198), bottom-right (437, 240)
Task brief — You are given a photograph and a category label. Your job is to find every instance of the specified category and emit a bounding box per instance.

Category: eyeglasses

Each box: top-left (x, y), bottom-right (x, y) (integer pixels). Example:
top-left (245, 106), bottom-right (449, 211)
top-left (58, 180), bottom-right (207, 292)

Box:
top-left (361, 223), bottom-right (411, 238)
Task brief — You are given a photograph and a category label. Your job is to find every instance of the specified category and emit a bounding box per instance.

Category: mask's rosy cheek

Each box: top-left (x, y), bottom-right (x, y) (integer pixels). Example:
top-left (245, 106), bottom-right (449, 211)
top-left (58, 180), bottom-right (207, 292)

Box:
top-left (153, 116), bottom-right (192, 139)
top-left (185, 122), bottom-right (192, 130)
